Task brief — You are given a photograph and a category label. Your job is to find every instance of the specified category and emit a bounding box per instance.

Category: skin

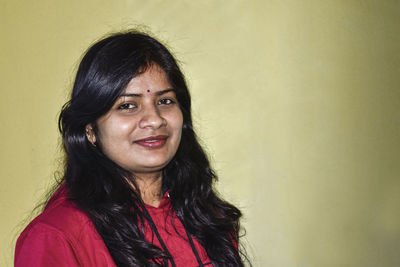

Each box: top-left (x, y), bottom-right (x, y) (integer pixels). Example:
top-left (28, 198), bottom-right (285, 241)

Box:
top-left (87, 65), bottom-right (183, 207)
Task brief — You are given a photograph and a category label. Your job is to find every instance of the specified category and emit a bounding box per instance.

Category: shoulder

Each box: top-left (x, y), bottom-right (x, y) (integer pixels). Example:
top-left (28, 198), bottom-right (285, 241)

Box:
top-left (15, 185), bottom-right (115, 267)
top-left (20, 186), bottom-right (93, 242)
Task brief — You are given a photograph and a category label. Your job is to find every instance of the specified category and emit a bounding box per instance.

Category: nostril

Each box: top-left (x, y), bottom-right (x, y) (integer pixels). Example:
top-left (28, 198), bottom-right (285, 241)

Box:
top-left (138, 113), bottom-right (167, 129)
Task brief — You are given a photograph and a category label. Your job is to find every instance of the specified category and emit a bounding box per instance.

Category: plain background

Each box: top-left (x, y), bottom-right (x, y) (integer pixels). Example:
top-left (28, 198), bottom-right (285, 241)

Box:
top-left (1, 1), bottom-right (400, 266)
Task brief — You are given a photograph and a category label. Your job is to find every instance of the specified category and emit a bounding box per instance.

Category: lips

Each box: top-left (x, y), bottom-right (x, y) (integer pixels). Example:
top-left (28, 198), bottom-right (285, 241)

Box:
top-left (135, 135), bottom-right (168, 148)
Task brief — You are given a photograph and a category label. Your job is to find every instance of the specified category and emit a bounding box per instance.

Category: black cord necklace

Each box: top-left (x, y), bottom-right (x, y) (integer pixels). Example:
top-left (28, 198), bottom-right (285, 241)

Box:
top-left (140, 202), bottom-right (177, 267)
top-left (139, 195), bottom-right (208, 267)
top-left (183, 226), bottom-right (205, 267)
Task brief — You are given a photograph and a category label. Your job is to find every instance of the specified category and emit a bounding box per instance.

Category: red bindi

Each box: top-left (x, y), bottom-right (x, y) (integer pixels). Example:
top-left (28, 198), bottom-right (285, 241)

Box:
top-left (147, 89), bottom-right (150, 93)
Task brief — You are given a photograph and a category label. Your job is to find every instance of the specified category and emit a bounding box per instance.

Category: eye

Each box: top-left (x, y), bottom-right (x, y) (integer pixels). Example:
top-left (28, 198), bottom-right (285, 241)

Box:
top-left (158, 98), bottom-right (175, 105)
top-left (118, 103), bottom-right (137, 110)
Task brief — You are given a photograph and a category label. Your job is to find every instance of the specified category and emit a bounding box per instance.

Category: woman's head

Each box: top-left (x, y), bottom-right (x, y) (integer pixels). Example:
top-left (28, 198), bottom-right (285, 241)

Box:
top-left (59, 31), bottom-right (192, 177)
top-left (89, 64), bottom-right (183, 175)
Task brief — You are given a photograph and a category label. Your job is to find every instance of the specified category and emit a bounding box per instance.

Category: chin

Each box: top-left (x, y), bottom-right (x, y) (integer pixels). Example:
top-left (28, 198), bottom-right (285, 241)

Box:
top-left (136, 159), bottom-right (171, 172)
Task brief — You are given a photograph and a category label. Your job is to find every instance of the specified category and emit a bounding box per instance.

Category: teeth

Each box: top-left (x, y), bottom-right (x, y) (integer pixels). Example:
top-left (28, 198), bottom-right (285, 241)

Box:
top-left (145, 140), bottom-right (157, 142)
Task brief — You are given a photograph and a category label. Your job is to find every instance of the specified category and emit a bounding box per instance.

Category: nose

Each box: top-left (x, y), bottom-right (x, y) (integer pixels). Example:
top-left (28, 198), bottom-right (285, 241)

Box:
top-left (138, 104), bottom-right (167, 129)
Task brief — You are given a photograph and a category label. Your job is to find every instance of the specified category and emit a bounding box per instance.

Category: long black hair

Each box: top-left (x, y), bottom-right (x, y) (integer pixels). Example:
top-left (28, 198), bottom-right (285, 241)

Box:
top-left (59, 30), bottom-right (247, 266)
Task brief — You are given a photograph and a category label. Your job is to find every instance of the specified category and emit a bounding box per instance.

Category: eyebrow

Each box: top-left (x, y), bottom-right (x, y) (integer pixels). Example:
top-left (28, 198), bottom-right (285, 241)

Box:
top-left (119, 88), bottom-right (176, 98)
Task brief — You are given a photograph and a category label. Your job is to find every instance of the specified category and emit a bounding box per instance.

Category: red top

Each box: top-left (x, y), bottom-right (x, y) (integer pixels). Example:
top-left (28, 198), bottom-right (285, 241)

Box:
top-left (15, 186), bottom-right (212, 266)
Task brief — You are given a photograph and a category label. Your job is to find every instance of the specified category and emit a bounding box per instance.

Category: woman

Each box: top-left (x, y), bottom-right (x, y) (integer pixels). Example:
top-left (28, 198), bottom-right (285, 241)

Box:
top-left (15, 30), bottom-right (247, 266)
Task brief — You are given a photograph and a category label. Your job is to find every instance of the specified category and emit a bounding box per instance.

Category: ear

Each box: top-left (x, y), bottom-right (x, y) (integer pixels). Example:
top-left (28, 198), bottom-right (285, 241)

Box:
top-left (85, 124), bottom-right (97, 146)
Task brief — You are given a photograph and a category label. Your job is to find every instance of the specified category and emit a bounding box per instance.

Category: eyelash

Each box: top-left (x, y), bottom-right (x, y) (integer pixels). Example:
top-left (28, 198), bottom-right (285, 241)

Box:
top-left (158, 98), bottom-right (175, 105)
top-left (117, 98), bottom-right (175, 110)
top-left (118, 103), bottom-right (136, 110)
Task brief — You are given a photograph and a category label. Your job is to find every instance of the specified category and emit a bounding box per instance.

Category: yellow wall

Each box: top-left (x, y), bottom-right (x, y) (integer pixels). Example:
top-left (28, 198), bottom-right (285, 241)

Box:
top-left (1, 1), bottom-right (399, 266)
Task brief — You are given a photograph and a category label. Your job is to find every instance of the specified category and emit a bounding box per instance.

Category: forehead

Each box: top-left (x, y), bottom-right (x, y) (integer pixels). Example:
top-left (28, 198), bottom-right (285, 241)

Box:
top-left (123, 65), bottom-right (171, 94)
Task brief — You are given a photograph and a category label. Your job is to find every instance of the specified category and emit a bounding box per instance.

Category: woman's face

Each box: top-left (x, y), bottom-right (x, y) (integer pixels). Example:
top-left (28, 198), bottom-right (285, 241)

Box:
top-left (91, 65), bottom-right (183, 176)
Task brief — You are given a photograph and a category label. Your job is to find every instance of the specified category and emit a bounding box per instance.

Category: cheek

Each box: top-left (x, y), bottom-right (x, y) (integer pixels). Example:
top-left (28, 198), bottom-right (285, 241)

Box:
top-left (164, 110), bottom-right (183, 145)
top-left (118, 119), bottom-right (134, 133)
top-left (174, 114), bottom-right (184, 147)
top-left (172, 111), bottom-right (184, 136)
top-left (97, 118), bottom-right (136, 144)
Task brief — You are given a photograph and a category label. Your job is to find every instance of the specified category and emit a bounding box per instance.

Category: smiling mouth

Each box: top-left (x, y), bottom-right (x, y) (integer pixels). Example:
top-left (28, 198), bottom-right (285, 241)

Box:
top-left (135, 135), bottom-right (168, 148)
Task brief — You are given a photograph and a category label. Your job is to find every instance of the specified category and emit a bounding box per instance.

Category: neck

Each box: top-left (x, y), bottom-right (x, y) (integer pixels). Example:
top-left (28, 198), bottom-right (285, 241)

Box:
top-left (133, 172), bottom-right (163, 208)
